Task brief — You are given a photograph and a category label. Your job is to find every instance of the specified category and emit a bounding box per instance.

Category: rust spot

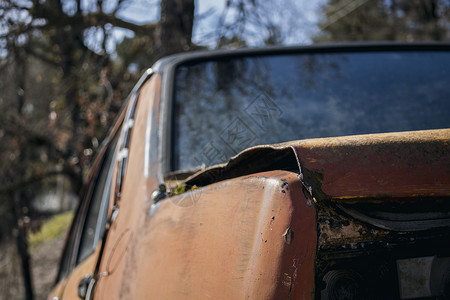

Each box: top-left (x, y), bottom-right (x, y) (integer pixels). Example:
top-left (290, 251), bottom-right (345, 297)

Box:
top-left (269, 215), bottom-right (275, 227)
top-left (317, 202), bottom-right (389, 250)
top-left (283, 227), bottom-right (294, 245)
top-left (281, 180), bottom-right (289, 194)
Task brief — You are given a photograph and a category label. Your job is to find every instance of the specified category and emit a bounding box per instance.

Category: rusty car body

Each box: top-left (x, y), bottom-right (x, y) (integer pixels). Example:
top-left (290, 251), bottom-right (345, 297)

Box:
top-left (50, 43), bottom-right (450, 299)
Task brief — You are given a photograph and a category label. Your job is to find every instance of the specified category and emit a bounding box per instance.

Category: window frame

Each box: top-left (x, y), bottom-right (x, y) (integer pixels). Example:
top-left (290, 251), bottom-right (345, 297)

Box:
top-left (55, 107), bottom-right (127, 282)
top-left (76, 132), bottom-right (120, 264)
top-left (155, 42), bottom-right (450, 174)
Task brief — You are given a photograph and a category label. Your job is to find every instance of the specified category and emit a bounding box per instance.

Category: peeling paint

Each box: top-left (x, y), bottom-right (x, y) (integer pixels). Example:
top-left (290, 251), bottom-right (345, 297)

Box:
top-left (182, 129), bottom-right (450, 202)
top-left (283, 227), bottom-right (294, 245)
top-left (317, 202), bottom-right (389, 251)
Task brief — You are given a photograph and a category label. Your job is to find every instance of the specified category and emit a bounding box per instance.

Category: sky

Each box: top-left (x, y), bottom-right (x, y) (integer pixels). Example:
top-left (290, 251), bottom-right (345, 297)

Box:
top-left (111, 0), bottom-right (327, 49)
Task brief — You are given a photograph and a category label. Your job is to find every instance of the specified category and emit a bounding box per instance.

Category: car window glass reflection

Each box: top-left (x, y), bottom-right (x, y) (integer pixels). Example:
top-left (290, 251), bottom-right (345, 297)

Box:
top-left (173, 51), bottom-right (450, 171)
top-left (77, 133), bottom-right (119, 263)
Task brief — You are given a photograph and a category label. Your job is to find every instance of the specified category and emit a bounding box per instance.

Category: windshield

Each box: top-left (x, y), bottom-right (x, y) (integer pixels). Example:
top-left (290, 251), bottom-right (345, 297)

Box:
top-left (172, 50), bottom-right (450, 172)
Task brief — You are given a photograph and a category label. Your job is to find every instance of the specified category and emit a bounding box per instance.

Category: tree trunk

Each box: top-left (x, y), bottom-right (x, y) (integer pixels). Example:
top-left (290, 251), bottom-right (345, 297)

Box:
top-left (159, 0), bottom-right (195, 58)
top-left (12, 44), bottom-right (35, 300)
top-left (13, 190), bottom-right (34, 300)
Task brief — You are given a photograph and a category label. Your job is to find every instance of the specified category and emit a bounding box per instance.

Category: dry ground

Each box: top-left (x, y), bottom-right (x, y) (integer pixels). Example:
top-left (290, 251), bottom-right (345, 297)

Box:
top-left (0, 218), bottom-right (69, 300)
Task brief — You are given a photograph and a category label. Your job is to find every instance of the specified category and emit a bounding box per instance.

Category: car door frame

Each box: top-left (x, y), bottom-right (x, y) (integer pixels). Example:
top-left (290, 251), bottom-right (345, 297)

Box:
top-left (50, 104), bottom-right (127, 300)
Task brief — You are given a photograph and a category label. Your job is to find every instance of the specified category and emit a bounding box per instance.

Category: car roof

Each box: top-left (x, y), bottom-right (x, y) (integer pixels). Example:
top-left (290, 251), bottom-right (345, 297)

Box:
top-left (151, 41), bottom-right (450, 74)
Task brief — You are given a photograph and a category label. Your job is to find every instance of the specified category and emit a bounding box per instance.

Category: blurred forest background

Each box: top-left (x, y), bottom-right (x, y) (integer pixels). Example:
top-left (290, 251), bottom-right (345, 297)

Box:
top-left (0, 0), bottom-right (449, 299)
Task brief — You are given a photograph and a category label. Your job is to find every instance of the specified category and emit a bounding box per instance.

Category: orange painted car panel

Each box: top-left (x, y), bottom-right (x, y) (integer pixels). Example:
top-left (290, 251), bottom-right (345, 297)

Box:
top-left (50, 47), bottom-right (450, 300)
top-left (92, 74), bottom-right (163, 298)
top-left (183, 129), bottom-right (450, 202)
top-left (48, 278), bottom-right (67, 300)
top-left (61, 246), bottom-right (101, 300)
top-left (289, 129), bottom-right (450, 200)
top-left (98, 171), bottom-right (316, 299)
top-left (91, 73), bottom-right (318, 298)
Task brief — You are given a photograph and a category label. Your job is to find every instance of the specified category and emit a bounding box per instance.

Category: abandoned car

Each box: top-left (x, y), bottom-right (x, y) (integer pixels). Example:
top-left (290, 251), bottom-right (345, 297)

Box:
top-left (50, 43), bottom-right (450, 299)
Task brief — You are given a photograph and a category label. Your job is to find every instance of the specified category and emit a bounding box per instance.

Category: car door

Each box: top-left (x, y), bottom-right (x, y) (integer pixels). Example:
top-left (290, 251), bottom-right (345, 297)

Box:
top-left (49, 121), bottom-right (122, 300)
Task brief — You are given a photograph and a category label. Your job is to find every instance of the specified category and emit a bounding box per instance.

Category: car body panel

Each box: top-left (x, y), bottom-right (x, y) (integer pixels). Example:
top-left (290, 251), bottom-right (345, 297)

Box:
top-left (91, 74), bottom-right (163, 299)
top-left (184, 129), bottom-right (450, 200)
top-left (50, 44), bottom-right (450, 300)
top-left (97, 171), bottom-right (316, 299)
top-left (291, 129), bottom-right (450, 200)
top-left (48, 78), bottom-right (132, 300)
top-left (61, 246), bottom-right (102, 300)
top-left (48, 278), bottom-right (66, 300)
top-left (91, 72), bottom-right (319, 299)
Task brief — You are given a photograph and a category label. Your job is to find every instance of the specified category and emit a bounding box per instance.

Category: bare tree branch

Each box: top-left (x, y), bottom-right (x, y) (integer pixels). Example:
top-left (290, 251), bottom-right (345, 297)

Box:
top-left (85, 12), bottom-right (158, 36)
top-left (0, 165), bottom-right (81, 196)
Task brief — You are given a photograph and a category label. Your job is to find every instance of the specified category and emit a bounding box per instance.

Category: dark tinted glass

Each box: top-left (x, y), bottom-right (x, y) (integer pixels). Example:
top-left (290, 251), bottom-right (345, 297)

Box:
top-left (173, 51), bottom-right (450, 171)
top-left (77, 133), bottom-right (119, 263)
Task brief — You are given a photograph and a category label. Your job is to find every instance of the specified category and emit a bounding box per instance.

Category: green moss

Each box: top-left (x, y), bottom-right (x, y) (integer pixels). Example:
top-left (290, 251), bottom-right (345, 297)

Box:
top-left (28, 211), bottom-right (74, 250)
top-left (173, 183), bottom-right (187, 195)
top-left (173, 184), bottom-right (199, 196)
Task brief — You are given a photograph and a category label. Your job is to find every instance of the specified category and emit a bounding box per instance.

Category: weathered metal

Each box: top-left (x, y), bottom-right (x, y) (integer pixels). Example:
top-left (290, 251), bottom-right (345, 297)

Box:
top-left (49, 45), bottom-right (450, 299)
top-left (291, 129), bottom-right (450, 200)
top-left (96, 171), bottom-right (317, 299)
top-left (186, 129), bottom-right (450, 201)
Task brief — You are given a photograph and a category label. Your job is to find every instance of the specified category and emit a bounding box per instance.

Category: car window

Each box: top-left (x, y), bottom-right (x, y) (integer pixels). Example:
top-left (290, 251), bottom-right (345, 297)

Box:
top-left (172, 50), bottom-right (450, 171)
top-left (56, 212), bottom-right (79, 281)
top-left (77, 133), bottom-right (119, 263)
